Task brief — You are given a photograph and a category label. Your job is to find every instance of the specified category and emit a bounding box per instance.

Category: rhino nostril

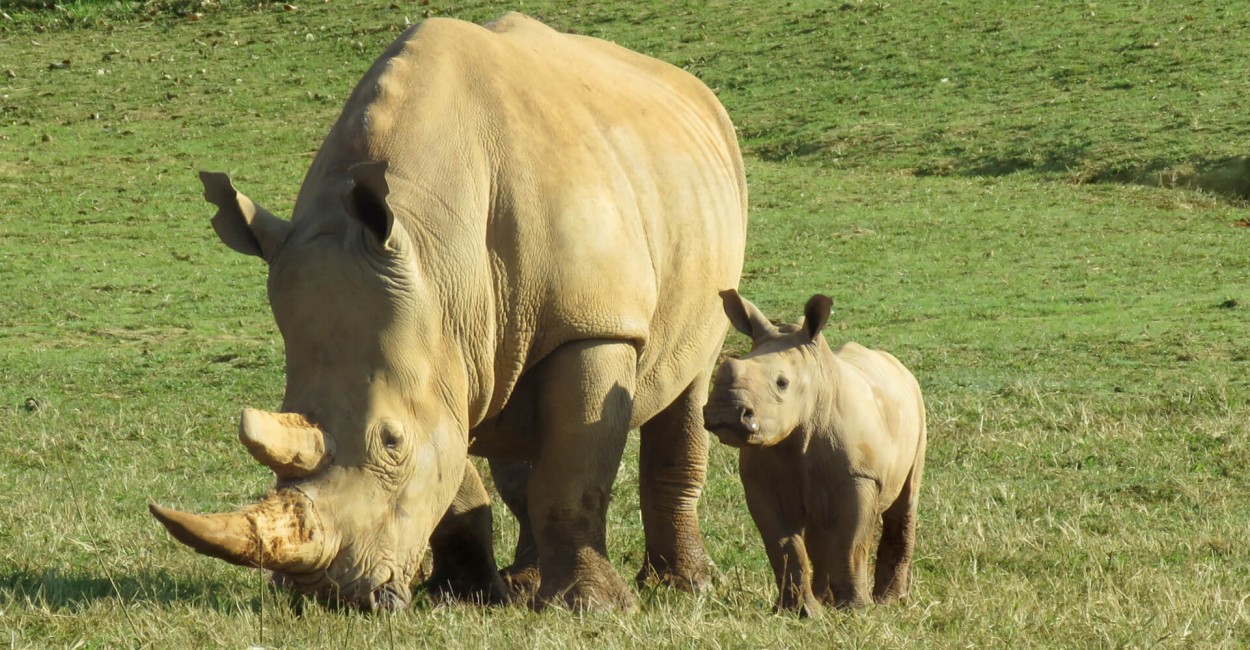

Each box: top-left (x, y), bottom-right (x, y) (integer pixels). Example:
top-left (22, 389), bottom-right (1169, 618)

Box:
top-left (739, 407), bottom-right (758, 432)
top-left (367, 586), bottom-right (407, 612)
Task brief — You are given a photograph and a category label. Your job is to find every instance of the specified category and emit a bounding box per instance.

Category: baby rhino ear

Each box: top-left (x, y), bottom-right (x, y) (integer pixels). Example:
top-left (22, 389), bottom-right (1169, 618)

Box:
top-left (200, 171), bottom-right (292, 263)
top-left (720, 289), bottom-right (774, 340)
top-left (802, 294), bottom-right (834, 341)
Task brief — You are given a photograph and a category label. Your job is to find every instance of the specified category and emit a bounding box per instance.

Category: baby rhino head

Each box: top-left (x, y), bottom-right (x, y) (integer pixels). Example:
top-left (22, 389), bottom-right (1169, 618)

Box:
top-left (704, 290), bottom-right (833, 448)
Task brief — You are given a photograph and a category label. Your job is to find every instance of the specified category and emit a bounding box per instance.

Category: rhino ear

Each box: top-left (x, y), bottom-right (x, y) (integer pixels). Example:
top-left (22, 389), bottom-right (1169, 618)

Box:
top-left (802, 294), bottom-right (834, 341)
top-left (343, 160), bottom-right (396, 247)
top-left (202, 173), bottom-right (295, 265)
top-left (200, 171), bottom-right (291, 262)
top-left (720, 289), bottom-right (773, 340)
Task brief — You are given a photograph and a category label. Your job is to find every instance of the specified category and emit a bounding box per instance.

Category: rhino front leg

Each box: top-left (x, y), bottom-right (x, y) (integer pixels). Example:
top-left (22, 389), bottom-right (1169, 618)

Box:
top-left (424, 460), bottom-right (510, 606)
top-left (811, 478), bottom-right (876, 610)
top-left (636, 375), bottom-right (713, 591)
top-left (529, 339), bottom-right (637, 611)
top-left (740, 451), bottom-right (821, 617)
top-left (487, 457), bottom-right (541, 604)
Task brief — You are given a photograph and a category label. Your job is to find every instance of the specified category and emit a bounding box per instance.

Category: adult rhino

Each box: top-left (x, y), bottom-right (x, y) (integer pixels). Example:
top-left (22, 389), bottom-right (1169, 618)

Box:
top-left (149, 12), bottom-right (747, 612)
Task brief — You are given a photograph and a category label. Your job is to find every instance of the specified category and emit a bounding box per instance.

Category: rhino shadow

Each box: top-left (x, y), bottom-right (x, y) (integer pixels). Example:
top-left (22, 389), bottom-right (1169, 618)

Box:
top-left (0, 567), bottom-right (286, 613)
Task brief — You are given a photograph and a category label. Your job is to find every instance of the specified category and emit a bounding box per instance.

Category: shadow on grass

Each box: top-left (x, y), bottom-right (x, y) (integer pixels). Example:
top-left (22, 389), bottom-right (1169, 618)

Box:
top-left (910, 141), bottom-right (1094, 179)
top-left (960, 151), bottom-right (1090, 178)
top-left (934, 148), bottom-right (1250, 202)
top-left (0, 567), bottom-right (282, 613)
top-left (1086, 156), bottom-right (1250, 202)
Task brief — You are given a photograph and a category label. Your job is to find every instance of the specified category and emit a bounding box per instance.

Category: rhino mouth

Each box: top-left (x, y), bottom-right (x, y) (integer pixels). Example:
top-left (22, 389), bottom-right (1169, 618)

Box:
top-left (274, 569), bottom-right (413, 612)
top-left (706, 424), bottom-right (765, 448)
top-left (365, 583), bottom-right (411, 611)
top-left (703, 403), bottom-right (764, 447)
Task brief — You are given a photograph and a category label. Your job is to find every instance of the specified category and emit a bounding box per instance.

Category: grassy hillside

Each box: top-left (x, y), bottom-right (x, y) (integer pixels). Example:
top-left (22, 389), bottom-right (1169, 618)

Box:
top-left (7, 1), bottom-right (1250, 184)
top-left (2, 1), bottom-right (1248, 647)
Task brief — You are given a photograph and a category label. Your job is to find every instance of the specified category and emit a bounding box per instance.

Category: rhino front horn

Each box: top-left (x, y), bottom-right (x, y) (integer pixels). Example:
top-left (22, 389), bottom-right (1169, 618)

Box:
top-left (238, 408), bottom-right (332, 479)
top-left (149, 489), bottom-right (328, 573)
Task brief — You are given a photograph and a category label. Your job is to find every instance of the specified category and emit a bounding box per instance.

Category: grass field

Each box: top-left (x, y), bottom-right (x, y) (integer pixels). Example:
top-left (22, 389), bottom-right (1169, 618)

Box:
top-left (3, 0), bottom-right (1250, 647)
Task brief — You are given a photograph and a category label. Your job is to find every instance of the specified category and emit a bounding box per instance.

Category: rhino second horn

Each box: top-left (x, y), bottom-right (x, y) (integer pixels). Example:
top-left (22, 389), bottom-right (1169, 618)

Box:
top-left (238, 408), bottom-right (331, 479)
top-left (149, 490), bottom-right (326, 572)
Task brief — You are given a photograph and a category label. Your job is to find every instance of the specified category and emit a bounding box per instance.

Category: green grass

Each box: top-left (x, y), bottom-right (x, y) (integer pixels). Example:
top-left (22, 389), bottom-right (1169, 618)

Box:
top-left (3, 0), bottom-right (1250, 647)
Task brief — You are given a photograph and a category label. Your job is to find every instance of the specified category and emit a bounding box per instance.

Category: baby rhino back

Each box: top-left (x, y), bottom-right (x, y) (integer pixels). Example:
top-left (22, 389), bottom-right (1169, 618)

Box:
top-left (705, 290), bottom-right (927, 615)
top-left (826, 341), bottom-right (925, 509)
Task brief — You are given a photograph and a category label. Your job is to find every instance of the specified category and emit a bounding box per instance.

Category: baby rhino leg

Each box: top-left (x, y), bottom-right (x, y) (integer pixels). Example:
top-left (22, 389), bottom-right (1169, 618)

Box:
top-left (809, 476), bottom-right (876, 610)
top-left (740, 452), bottom-right (821, 617)
top-left (874, 456), bottom-right (923, 604)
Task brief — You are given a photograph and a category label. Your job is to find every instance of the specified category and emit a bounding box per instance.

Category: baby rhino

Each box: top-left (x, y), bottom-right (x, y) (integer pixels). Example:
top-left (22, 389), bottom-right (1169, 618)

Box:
top-left (704, 290), bottom-right (926, 615)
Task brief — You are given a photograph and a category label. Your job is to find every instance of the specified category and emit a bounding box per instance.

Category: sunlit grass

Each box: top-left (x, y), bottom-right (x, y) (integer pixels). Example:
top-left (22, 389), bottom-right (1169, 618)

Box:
top-left (3, 1), bottom-right (1249, 647)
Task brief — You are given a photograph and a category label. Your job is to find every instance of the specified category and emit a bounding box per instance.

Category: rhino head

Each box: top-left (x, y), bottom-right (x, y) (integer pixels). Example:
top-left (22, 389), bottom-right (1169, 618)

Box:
top-left (703, 289), bottom-right (833, 448)
top-left (150, 162), bottom-right (470, 611)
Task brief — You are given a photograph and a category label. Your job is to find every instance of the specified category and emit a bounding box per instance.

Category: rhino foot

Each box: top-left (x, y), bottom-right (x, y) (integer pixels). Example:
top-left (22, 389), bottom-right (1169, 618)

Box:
top-left (536, 579), bottom-right (638, 613)
top-left (818, 589), bottom-right (871, 611)
top-left (534, 561), bottom-right (637, 613)
top-left (635, 552), bottom-right (715, 592)
top-left (500, 562), bottom-right (541, 607)
top-left (775, 594), bottom-right (825, 619)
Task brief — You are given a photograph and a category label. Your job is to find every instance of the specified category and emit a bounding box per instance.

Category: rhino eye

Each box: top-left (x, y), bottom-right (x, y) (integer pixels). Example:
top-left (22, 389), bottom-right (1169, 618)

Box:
top-left (776, 376), bottom-right (790, 390)
top-left (379, 421), bottom-right (404, 452)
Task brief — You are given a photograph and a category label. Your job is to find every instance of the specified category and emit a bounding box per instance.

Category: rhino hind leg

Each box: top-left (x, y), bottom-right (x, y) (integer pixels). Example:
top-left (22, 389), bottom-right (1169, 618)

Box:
top-left (424, 461), bottom-right (510, 606)
top-left (528, 339), bottom-right (638, 612)
top-left (487, 456), bottom-right (541, 605)
top-left (636, 375), bottom-right (713, 591)
top-left (872, 448), bottom-right (925, 604)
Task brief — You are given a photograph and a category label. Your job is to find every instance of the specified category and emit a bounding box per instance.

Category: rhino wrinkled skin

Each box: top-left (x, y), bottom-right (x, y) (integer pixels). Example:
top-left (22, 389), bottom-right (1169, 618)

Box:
top-left (704, 291), bottom-right (926, 616)
top-left (150, 13), bottom-right (747, 611)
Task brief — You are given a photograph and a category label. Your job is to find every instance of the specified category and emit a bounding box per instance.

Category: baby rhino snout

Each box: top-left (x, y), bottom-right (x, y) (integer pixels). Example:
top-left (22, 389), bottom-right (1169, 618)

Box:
top-left (705, 359), bottom-right (765, 447)
top-left (703, 395), bottom-right (760, 447)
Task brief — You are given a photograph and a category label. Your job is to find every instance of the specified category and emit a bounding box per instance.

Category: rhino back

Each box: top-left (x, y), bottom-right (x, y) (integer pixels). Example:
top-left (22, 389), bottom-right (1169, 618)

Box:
top-left (822, 342), bottom-right (925, 503)
top-left (294, 14), bottom-right (746, 424)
